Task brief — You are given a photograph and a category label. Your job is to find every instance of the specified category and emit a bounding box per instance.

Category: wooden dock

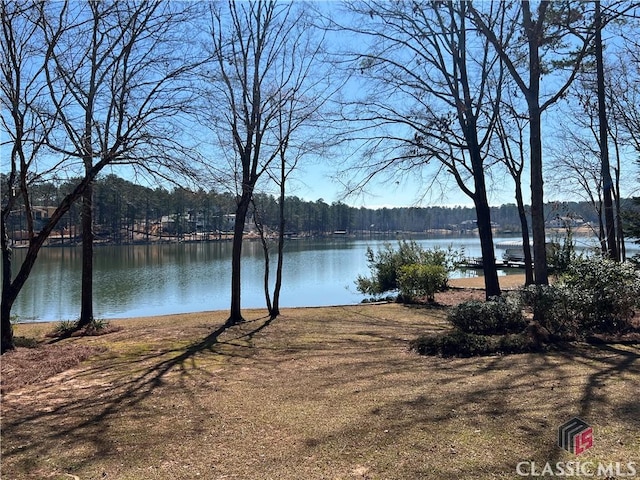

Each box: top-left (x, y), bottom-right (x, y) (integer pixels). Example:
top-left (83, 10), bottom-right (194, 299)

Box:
top-left (460, 258), bottom-right (529, 270)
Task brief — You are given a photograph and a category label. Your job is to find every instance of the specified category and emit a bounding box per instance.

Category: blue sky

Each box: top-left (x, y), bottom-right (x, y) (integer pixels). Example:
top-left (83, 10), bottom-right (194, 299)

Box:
top-left (290, 1), bottom-right (639, 210)
top-left (3, 1), bottom-right (637, 211)
top-left (288, 161), bottom-right (478, 209)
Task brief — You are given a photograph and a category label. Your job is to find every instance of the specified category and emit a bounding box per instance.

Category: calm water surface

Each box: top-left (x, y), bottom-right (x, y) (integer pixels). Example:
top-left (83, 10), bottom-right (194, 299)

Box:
top-left (11, 236), bottom-right (566, 322)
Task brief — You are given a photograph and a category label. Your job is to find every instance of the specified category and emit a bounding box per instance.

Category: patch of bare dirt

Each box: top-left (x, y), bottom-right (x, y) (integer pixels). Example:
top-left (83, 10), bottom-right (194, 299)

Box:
top-left (433, 287), bottom-right (487, 306)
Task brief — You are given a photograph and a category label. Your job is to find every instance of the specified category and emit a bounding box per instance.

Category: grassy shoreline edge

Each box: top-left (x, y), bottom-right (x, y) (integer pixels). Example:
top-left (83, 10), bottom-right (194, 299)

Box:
top-left (2, 274), bottom-right (639, 480)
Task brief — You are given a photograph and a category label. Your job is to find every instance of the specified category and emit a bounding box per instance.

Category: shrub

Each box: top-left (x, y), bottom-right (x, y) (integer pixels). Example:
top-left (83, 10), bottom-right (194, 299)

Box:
top-left (397, 264), bottom-right (448, 302)
top-left (355, 240), bottom-right (461, 298)
top-left (49, 318), bottom-right (112, 338)
top-left (520, 258), bottom-right (640, 338)
top-left (561, 257), bottom-right (640, 335)
top-left (439, 330), bottom-right (493, 356)
top-left (410, 330), bottom-right (540, 357)
top-left (410, 331), bottom-right (491, 357)
top-left (51, 319), bottom-right (77, 337)
top-left (447, 297), bottom-right (527, 335)
top-left (519, 284), bottom-right (575, 338)
top-left (548, 228), bottom-right (579, 276)
top-left (83, 318), bottom-right (111, 335)
top-left (410, 333), bottom-right (445, 356)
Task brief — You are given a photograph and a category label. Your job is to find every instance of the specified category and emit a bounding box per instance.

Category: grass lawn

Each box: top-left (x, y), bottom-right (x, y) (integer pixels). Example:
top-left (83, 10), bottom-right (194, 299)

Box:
top-left (1, 280), bottom-right (639, 479)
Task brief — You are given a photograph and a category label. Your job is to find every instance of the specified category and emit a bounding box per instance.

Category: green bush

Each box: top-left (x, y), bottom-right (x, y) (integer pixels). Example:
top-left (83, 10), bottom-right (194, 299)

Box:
top-left (410, 331), bottom-right (491, 357)
top-left (519, 284), bottom-right (575, 338)
top-left (548, 228), bottom-right (579, 276)
top-left (397, 264), bottom-right (448, 302)
top-left (447, 297), bottom-right (527, 335)
top-left (520, 258), bottom-right (640, 338)
top-left (496, 333), bottom-right (541, 354)
top-left (50, 317), bottom-right (111, 338)
top-left (410, 333), bottom-right (445, 356)
top-left (51, 319), bottom-right (77, 337)
top-left (410, 330), bottom-right (540, 357)
top-left (83, 318), bottom-right (111, 335)
top-left (561, 257), bottom-right (640, 334)
top-left (355, 240), bottom-right (461, 298)
top-left (439, 330), bottom-right (493, 356)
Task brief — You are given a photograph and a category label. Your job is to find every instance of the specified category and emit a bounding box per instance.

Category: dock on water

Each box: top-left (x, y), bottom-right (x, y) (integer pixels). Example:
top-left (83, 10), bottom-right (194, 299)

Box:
top-left (459, 258), bottom-right (529, 270)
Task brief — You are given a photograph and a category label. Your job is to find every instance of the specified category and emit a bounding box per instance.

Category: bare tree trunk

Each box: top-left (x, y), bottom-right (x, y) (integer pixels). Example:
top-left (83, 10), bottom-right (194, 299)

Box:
top-left (1, 296), bottom-right (14, 354)
top-left (595, 0), bottom-right (618, 261)
top-left (598, 207), bottom-right (607, 254)
top-left (78, 181), bottom-right (94, 327)
top-left (476, 198), bottom-right (501, 299)
top-left (271, 172), bottom-right (286, 318)
top-left (614, 166), bottom-right (625, 261)
top-left (253, 199), bottom-right (273, 314)
top-left (524, 5), bottom-right (549, 284)
top-left (1, 221), bottom-right (15, 353)
top-left (494, 97), bottom-right (533, 285)
top-left (610, 133), bottom-right (625, 260)
top-left (1, 176), bottom-right (17, 352)
top-left (529, 106), bottom-right (549, 285)
top-left (515, 177), bottom-right (534, 285)
top-left (469, 142), bottom-right (501, 298)
top-left (229, 192), bottom-right (251, 325)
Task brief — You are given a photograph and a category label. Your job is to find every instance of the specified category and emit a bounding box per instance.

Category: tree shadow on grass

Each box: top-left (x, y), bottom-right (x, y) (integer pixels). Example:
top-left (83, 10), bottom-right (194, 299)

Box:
top-left (1, 313), bottom-right (277, 476)
top-left (2, 309), bottom-right (638, 479)
top-left (283, 341), bottom-right (639, 479)
top-left (529, 342), bottom-right (640, 471)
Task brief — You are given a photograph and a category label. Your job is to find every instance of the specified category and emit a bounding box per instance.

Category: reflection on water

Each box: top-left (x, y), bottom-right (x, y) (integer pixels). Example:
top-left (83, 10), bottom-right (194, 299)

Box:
top-left (10, 236), bottom-right (560, 322)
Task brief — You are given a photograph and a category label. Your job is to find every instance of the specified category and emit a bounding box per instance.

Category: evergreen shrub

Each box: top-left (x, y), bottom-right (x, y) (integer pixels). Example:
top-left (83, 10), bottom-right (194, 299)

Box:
top-left (447, 297), bottom-right (527, 335)
top-left (562, 257), bottom-right (640, 334)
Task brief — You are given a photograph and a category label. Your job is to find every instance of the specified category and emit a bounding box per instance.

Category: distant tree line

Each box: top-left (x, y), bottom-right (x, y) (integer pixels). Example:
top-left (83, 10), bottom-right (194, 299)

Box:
top-left (4, 173), bottom-right (628, 243)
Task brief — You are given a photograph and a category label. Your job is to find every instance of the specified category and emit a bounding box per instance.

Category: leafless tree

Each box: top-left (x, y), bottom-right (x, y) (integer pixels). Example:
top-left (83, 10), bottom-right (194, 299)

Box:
top-left (594, 1), bottom-right (618, 260)
top-left (609, 15), bottom-right (640, 257)
top-left (37, 0), bottom-right (201, 328)
top-left (470, 1), bottom-right (595, 286)
top-left (549, 71), bottom-right (635, 259)
top-left (1, 0), bottom-right (200, 351)
top-left (204, 1), bottom-right (331, 323)
top-left (548, 122), bottom-right (608, 251)
top-left (547, 2), bottom-right (639, 260)
top-left (333, 1), bottom-right (506, 298)
top-left (609, 11), bottom-right (640, 157)
top-left (263, 20), bottom-right (337, 318)
top-left (492, 90), bottom-right (534, 285)
top-left (1, 0), bottom-right (57, 352)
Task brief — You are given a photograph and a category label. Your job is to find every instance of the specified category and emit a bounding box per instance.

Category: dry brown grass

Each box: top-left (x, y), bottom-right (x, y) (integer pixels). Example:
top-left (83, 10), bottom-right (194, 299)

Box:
top-left (1, 343), bottom-right (105, 394)
top-left (1, 278), bottom-right (639, 479)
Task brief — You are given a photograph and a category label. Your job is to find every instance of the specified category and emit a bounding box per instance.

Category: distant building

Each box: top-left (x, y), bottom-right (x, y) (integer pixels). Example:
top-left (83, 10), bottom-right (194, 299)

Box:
top-left (547, 215), bottom-right (585, 228)
top-left (458, 219), bottom-right (499, 233)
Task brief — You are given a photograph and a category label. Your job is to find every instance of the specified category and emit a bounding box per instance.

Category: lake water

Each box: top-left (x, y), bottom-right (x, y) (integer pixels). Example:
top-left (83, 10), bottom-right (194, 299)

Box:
top-left (9, 235), bottom-right (603, 322)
